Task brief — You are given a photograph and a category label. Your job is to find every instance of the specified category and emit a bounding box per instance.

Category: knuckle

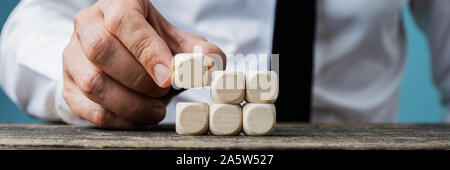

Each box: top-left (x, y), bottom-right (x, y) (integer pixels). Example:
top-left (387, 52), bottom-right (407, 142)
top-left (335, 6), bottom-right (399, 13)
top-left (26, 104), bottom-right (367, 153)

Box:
top-left (73, 7), bottom-right (92, 29)
top-left (92, 106), bottom-right (110, 127)
top-left (104, 10), bottom-right (126, 33)
top-left (73, 10), bottom-right (84, 28)
top-left (62, 35), bottom-right (77, 61)
top-left (85, 31), bottom-right (112, 64)
top-left (132, 34), bottom-right (154, 59)
top-left (124, 0), bottom-right (147, 13)
top-left (79, 70), bottom-right (106, 97)
top-left (62, 48), bottom-right (75, 77)
top-left (131, 0), bottom-right (147, 12)
top-left (136, 37), bottom-right (162, 65)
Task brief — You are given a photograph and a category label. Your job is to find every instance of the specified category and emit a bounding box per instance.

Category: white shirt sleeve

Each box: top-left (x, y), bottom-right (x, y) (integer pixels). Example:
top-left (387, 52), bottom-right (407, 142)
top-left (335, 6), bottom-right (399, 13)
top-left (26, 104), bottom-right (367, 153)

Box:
top-left (0, 0), bottom-right (95, 125)
top-left (410, 0), bottom-right (450, 123)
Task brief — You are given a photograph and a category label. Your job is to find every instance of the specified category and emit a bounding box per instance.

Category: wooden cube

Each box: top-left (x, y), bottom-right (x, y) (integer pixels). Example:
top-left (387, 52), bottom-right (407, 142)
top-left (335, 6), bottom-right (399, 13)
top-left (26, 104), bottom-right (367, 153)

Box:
top-left (242, 103), bottom-right (276, 135)
top-left (211, 71), bottom-right (245, 104)
top-left (209, 104), bottom-right (242, 135)
top-left (245, 71), bottom-right (278, 103)
top-left (176, 102), bottom-right (209, 135)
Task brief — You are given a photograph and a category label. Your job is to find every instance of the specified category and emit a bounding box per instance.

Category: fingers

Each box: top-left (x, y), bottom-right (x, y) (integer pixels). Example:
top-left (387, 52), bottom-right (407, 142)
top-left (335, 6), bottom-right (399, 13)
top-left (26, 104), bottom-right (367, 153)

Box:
top-left (64, 35), bottom-right (166, 125)
top-left (99, 0), bottom-right (226, 87)
top-left (75, 0), bottom-right (226, 91)
top-left (62, 78), bottom-right (154, 129)
top-left (74, 6), bottom-right (169, 98)
top-left (99, 0), bottom-right (173, 87)
top-left (63, 0), bottom-right (228, 129)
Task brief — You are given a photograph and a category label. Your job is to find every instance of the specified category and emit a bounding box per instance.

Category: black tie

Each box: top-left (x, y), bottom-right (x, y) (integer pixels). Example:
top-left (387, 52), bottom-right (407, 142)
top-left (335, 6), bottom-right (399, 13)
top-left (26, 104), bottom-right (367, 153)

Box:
top-left (272, 0), bottom-right (316, 122)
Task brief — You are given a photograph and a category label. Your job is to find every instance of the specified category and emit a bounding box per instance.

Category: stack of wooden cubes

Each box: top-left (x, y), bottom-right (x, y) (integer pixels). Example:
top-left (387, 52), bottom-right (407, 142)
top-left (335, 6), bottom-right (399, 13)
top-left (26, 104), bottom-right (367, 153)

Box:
top-left (174, 53), bottom-right (278, 136)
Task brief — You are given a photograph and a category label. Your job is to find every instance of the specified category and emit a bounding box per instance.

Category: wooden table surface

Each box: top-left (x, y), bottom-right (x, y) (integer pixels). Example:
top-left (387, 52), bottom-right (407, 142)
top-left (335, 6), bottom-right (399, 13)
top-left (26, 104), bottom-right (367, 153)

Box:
top-left (0, 123), bottom-right (449, 150)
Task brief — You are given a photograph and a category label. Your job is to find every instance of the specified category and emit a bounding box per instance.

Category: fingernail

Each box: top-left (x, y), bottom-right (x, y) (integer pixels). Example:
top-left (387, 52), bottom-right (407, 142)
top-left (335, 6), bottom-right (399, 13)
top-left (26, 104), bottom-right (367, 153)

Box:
top-left (154, 64), bottom-right (171, 85)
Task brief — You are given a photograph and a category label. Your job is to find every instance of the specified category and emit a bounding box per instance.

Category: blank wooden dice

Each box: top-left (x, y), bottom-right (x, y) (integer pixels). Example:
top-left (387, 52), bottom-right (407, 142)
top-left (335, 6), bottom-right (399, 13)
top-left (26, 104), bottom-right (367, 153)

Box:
top-left (176, 102), bottom-right (209, 135)
top-left (174, 53), bottom-right (208, 88)
top-left (243, 103), bottom-right (276, 136)
top-left (211, 71), bottom-right (245, 104)
top-left (209, 104), bottom-right (242, 135)
top-left (245, 71), bottom-right (278, 103)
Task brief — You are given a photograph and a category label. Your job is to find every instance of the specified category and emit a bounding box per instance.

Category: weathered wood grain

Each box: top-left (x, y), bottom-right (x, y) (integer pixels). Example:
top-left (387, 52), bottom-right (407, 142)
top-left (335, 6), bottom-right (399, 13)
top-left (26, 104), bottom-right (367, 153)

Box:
top-left (0, 123), bottom-right (449, 150)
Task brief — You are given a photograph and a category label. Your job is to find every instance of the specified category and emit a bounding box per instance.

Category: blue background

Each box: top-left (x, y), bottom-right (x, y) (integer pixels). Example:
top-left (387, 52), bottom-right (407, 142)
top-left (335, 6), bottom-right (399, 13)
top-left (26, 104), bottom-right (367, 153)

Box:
top-left (0, 1), bottom-right (446, 123)
top-left (0, 0), bottom-right (40, 122)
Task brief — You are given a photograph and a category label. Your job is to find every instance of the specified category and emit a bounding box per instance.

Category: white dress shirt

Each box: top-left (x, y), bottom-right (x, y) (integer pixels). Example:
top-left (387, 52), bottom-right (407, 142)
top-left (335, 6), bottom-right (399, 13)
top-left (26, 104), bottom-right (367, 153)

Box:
top-left (1, 0), bottom-right (449, 125)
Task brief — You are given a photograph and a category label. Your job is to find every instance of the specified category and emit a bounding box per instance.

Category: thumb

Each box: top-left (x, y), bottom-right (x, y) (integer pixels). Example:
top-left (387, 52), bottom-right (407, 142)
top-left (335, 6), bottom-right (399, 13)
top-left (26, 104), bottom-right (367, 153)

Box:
top-left (144, 2), bottom-right (226, 82)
